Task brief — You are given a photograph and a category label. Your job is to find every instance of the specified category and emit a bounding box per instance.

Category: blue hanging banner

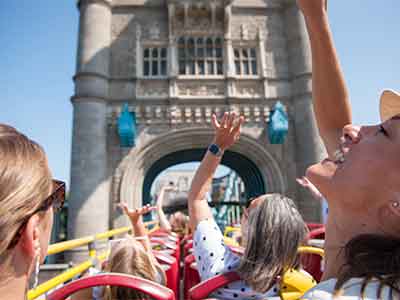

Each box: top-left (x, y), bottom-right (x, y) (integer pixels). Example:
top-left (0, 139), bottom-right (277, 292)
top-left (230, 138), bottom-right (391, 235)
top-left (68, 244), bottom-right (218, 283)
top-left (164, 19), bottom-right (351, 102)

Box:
top-left (117, 103), bottom-right (136, 147)
top-left (268, 101), bottom-right (288, 145)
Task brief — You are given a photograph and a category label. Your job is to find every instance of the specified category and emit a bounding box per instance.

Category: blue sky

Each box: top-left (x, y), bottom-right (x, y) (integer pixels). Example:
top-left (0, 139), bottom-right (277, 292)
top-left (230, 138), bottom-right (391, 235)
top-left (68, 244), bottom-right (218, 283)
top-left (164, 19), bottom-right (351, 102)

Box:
top-left (0, 1), bottom-right (399, 188)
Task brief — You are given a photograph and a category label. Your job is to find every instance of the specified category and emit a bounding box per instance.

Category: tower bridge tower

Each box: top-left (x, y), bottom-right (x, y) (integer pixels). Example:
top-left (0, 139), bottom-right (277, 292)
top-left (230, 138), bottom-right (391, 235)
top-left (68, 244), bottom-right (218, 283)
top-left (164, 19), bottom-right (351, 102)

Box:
top-left (69, 0), bottom-right (325, 258)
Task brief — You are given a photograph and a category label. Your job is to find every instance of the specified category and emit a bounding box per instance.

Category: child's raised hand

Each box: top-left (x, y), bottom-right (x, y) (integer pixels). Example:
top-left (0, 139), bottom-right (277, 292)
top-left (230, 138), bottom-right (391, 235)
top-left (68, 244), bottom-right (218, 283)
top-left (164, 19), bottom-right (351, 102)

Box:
top-left (119, 203), bottom-right (157, 224)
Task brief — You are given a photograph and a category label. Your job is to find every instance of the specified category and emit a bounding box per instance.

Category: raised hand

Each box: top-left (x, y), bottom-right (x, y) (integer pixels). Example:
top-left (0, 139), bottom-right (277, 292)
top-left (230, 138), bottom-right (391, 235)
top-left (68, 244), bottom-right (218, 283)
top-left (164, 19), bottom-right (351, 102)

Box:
top-left (161, 184), bottom-right (176, 192)
top-left (119, 203), bottom-right (157, 224)
top-left (296, 176), bottom-right (324, 201)
top-left (211, 112), bottom-right (244, 151)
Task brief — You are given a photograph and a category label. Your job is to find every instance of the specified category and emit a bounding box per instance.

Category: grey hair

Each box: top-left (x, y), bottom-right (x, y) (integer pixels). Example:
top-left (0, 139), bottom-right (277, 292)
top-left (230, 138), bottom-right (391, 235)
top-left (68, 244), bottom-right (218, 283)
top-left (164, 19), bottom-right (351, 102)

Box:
top-left (236, 193), bottom-right (308, 293)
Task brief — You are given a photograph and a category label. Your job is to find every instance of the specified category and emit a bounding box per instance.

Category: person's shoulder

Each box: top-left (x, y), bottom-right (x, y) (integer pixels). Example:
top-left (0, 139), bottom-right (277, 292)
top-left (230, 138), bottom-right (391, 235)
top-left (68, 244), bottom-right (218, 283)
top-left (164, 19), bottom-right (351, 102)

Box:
top-left (194, 218), bottom-right (220, 238)
top-left (302, 278), bottom-right (337, 300)
top-left (302, 277), bottom-right (394, 300)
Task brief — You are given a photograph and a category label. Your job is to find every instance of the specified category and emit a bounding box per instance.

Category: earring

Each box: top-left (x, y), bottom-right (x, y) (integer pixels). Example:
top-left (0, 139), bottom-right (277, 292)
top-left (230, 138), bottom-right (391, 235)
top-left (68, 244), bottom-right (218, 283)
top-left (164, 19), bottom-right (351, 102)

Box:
top-left (33, 250), bottom-right (41, 289)
top-left (392, 201), bottom-right (399, 208)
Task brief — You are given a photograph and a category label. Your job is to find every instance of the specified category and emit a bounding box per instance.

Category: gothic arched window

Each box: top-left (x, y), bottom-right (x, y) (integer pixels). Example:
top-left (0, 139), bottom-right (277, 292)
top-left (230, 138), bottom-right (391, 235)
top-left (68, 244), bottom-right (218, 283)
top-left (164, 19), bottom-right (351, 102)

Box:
top-left (178, 37), bottom-right (224, 76)
top-left (234, 47), bottom-right (258, 76)
top-left (143, 47), bottom-right (168, 77)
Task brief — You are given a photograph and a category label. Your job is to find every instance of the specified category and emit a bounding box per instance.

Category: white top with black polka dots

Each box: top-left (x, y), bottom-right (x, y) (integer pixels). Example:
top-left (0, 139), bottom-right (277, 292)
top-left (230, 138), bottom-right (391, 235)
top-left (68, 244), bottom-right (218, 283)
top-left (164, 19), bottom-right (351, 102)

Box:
top-left (193, 219), bottom-right (280, 300)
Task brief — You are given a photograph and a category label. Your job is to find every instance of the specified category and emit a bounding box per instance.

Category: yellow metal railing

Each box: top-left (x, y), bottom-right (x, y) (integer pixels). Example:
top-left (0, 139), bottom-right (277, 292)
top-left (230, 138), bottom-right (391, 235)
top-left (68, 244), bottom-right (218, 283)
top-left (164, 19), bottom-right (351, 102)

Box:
top-left (28, 220), bottom-right (159, 300)
top-left (298, 246), bottom-right (324, 257)
top-left (29, 223), bottom-right (324, 300)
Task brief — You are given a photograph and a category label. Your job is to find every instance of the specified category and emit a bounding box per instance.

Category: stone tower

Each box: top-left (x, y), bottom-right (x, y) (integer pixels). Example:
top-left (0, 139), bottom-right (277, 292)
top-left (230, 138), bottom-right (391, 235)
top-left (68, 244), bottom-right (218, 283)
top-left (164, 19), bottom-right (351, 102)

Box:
top-left (69, 0), bottom-right (325, 258)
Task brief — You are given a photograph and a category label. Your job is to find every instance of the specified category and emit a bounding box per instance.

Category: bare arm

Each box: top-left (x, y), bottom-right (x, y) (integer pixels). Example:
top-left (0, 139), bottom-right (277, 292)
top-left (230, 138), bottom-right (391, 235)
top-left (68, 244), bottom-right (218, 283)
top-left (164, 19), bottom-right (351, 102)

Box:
top-left (188, 112), bottom-right (244, 232)
top-left (297, 0), bottom-right (352, 156)
top-left (120, 204), bottom-right (156, 252)
top-left (188, 151), bottom-right (222, 231)
top-left (120, 204), bottom-right (164, 276)
top-left (156, 186), bottom-right (172, 232)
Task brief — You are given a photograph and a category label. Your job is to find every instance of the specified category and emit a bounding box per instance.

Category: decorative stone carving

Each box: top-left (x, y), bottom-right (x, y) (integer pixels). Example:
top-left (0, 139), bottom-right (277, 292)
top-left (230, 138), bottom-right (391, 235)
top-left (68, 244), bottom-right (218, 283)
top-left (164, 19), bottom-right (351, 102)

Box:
top-left (240, 24), bottom-right (249, 40)
top-left (108, 103), bottom-right (271, 128)
top-left (136, 24), bottom-right (142, 41)
top-left (178, 82), bottom-right (224, 97)
top-left (236, 82), bottom-right (263, 98)
top-left (235, 105), bottom-right (271, 124)
top-left (173, 6), bottom-right (224, 35)
top-left (175, 17), bottom-right (185, 32)
top-left (149, 23), bottom-right (160, 40)
top-left (137, 80), bottom-right (168, 98)
top-left (232, 16), bottom-right (267, 40)
top-left (188, 14), bottom-right (210, 31)
top-left (169, 105), bottom-right (183, 124)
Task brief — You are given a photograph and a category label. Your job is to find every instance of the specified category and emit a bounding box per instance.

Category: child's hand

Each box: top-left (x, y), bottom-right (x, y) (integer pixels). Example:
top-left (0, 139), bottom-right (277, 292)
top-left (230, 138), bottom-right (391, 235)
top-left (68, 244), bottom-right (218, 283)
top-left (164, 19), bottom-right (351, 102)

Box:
top-left (161, 185), bottom-right (176, 192)
top-left (119, 203), bottom-right (157, 224)
top-left (296, 176), bottom-right (323, 201)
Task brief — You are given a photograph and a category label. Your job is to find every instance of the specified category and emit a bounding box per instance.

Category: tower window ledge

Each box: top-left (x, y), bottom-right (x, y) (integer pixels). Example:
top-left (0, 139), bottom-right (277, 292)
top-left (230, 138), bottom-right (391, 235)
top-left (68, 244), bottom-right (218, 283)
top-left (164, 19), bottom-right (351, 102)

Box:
top-left (138, 76), bottom-right (169, 80)
top-left (136, 96), bottom-right (169, 101)
top-left (176, 75), bottom-right (225, 81)
top-left (234, 95), bottom-right (264, 100)
top-left (234, 75), bottom-right (262, 81)
top-left (177, 96), bottom-right (226, 100)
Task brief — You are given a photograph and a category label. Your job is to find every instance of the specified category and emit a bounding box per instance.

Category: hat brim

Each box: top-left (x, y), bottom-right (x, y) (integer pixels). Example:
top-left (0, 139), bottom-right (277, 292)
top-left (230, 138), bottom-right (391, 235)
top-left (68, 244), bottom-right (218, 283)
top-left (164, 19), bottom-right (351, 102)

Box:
top-left (380, 90), bottom-right (400, 122)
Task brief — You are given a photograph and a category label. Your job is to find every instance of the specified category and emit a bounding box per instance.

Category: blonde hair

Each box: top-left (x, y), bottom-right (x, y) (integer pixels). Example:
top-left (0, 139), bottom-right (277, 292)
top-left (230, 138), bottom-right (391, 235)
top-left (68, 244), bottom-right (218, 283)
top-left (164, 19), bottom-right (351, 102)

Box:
top-left (0, 124), bottom-right (52, 262)
top-left (104, 239), bottom-right (161, 300)
top-left (169, 212), bottom-right (189, 236)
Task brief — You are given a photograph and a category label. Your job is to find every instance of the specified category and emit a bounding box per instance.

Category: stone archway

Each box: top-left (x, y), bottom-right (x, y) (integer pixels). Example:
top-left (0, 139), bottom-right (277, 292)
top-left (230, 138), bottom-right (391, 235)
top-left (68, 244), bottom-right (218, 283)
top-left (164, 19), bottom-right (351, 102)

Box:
top-left (116, 127), bottom-right (285, 218)
top-left (142, 148), bottom-right (266, 207)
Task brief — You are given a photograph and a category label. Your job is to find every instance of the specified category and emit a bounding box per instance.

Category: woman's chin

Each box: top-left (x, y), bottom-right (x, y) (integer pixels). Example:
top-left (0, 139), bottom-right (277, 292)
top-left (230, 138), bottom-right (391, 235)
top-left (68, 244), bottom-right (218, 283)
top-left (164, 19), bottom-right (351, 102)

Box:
top-left (306, 159), bottom-right (338, 188)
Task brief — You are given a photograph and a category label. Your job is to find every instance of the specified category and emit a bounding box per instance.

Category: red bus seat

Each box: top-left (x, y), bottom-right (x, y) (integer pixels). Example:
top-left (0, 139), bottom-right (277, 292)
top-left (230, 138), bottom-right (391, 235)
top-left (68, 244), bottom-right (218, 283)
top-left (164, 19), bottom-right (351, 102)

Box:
top-left (189, 272), bottom-right (241, 300)
top-left (184, 240), bottom-right (193, 257)
top-left (153, 250), bottom-right (180, 300)
top-left (306, 223), bottom-right (324, 231)
top-left (46, 273), bottom-right (175, 300)
top-left (151, 237), bottom-right (180, 280)
top-left (150, 230), bottom-right (180, 244)
top-left (184, 254), bottom-right (201, 300)
top-left (302, 227), bottom-right (325, 281)
top-left (189, 269), bottom-right (316, 300)
top-left (182, 234), bottom-right (193, 247)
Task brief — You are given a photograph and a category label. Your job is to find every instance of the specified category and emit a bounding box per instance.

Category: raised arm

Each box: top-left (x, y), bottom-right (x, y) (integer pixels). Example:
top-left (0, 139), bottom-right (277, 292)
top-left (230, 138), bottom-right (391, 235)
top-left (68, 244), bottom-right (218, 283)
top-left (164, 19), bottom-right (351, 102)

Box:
top-left (297, 0), bottom-right (352, 156)
top-left (119, 203), bottom-right (156, 252)
top-left (188, 112), bottom-right (244, 231)
top-left (155, 185), bottom-right (173, 232)
top-left (120, 203), bottom-right (167, 284)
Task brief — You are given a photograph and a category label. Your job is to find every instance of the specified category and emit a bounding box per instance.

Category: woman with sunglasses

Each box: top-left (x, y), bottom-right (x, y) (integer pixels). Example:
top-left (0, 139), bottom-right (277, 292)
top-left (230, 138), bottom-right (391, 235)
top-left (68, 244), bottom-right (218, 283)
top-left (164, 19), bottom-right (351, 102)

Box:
top-left (297, 0), bottom-right (400, 298)
top-left (188, 112), bottom-right (313, 300)
top-left (0, 124), bottom-right (65, 300)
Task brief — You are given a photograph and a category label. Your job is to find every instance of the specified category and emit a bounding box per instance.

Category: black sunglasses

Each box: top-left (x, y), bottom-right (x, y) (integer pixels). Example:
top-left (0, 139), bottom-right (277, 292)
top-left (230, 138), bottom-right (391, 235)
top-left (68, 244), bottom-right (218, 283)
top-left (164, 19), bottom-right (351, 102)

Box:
top-left (245, 196), bottom-right (260, 209)
top-left (7, 180), bottom-right (66, 250)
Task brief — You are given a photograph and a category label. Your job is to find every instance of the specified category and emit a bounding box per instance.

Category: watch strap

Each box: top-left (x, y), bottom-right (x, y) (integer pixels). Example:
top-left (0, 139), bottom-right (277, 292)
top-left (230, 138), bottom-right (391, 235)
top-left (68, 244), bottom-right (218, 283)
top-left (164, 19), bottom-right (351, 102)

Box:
top-left (208, 144), bottom-right (223, 157)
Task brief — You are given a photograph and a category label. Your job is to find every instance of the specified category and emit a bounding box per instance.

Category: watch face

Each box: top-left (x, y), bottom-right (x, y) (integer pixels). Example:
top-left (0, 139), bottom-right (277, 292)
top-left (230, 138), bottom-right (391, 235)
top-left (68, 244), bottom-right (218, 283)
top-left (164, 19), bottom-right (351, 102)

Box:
top-left (209, 144), bottom-right (220, 155)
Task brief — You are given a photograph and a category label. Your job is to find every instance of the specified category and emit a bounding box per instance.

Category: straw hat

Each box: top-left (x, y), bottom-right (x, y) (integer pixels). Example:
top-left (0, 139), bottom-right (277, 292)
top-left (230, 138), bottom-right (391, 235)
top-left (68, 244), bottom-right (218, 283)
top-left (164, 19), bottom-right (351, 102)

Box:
top-left (380, 90), bottom-right (400, 121)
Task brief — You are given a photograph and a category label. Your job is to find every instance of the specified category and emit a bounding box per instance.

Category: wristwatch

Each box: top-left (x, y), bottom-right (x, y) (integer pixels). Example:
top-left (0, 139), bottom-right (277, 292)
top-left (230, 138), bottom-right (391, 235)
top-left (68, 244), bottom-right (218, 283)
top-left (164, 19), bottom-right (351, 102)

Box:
top-left (208, 143), bottom-right (224, 157)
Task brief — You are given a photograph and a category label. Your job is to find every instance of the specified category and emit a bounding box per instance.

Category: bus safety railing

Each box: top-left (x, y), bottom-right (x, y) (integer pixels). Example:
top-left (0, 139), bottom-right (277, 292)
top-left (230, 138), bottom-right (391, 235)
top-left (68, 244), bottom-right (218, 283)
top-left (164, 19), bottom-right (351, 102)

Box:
top-left (27, 220), bottom-right (159, 300)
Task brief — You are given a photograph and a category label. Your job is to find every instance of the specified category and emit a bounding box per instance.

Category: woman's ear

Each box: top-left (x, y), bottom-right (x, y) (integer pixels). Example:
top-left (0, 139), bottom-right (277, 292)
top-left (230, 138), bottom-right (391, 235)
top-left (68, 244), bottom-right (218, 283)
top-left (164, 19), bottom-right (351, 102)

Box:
top-left (19, 215), bottom-right (41, 259)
